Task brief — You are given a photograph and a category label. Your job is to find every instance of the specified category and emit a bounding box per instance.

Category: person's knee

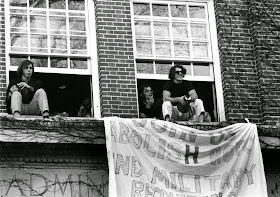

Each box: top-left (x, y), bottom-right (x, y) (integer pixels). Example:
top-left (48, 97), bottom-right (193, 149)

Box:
top-left (11, 91), bottom-right (22, 98)
top-left (35, 88), bottom-right (47, 96)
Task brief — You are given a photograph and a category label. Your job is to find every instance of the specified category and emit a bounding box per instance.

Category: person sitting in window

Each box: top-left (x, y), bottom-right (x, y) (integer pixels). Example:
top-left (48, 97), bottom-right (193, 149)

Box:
top-left (139, 84), bottom-right (163, 119)
top-left (78, 98), bottom-right (92, 117)
top-left (6, 60), bottom-right (49, 118)
top-left (162, 64), bottom-right (211, 123)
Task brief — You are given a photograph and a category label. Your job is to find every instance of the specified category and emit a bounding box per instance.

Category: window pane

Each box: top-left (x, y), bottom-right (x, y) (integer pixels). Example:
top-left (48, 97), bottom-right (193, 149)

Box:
top-left (154, 22), bottom-right (169, 37)
top-left (30, 0), bottom-right (46, 8)
top-left (152, 4), bottom-right (168, 17)
top-left (10, 0), bottom-right (27, 7)
top-left (70, 36), bottom-right (87, 54)
top-left (171, 5), bottom-right (187, 18)
top-left (30, 15), bottom-right (47, 30)
top-left (136, 39), bottom-right (153, 56)
top-left (49, 0), bottom-right (65, 9)
top-left (155, 40), bottom-right (171, 57)
top-left (172, 22), bottom-right (188, 38)
top-left (10, 14), bottom-right (27, 28)
top-left (182, 64), bottom-right (191, 75)
top-left (31, 34), bottom-right (47, 49)
top-left (11, 34), bottom-right (28, 47)
top-left (68, 0), bottom-right (85, 10)
top-left (136, 62), bottom-right (154, 74)
top-left (49, 16), bottom-right (66, 34)
top-left (135, 21), bottom-right (151, 36)
top-left (50, 35), bottom-right (67, 53)
top-left (133, 3), bottom-right (150, 16)
top-left (174, 41), bottom-right (190, 57)
top-left (193, 64), bottom-right (210, 76)
top-left (155, 62), bottom-right (171, 74)
top-left (191, 24), bottom-right (207, 39)
top-left (30, 56), bottom-right (48, 67)
top-left (70, 58), bottom-right (87, 69)
top-left (69, 17), bottom-right (85, 31)
top-left (189, 6), bottom-right (205, 19)
top-left (10, 56), bottom-right (28, 67)
top-left (50, 58), bottom-right (67, 68)
top-left (193, 42), bottom-right (208, 58)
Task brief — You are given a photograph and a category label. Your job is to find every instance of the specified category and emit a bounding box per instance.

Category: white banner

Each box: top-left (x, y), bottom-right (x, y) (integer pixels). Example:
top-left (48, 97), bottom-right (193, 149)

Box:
top-left (104, 117), bottom-right (267, 197)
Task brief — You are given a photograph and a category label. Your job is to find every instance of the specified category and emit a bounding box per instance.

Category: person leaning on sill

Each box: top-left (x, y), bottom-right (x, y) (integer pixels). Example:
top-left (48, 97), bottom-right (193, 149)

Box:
top-left (6, 60), bottom-right (50, 118)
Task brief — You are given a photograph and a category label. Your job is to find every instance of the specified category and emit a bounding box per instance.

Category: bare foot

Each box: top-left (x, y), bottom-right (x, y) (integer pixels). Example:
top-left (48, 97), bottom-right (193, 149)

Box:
top-left (42, 111), bottom-right (49, 119)
top-left (13, 111), bottom-right (21, 118)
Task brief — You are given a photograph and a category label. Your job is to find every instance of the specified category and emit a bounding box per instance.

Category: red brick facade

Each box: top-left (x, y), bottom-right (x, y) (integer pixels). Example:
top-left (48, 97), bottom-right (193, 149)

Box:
top-left (0, 0), bottom-right (279, 125)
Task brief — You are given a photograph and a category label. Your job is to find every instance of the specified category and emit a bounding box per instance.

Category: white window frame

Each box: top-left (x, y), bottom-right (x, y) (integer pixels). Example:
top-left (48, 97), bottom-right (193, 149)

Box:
top-left (131, 0), bottom-right (225, 121)
top-left (5, 0), bottom-right (101, 118)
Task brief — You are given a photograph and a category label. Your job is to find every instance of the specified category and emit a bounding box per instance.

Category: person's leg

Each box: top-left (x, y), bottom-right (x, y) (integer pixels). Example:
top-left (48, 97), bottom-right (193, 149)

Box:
top-left (162, 101), bottom-right (173, 121)
top-left (28, 89), bottom-right (49, 117)
top-left (11, 91), bottom-right (22, 117)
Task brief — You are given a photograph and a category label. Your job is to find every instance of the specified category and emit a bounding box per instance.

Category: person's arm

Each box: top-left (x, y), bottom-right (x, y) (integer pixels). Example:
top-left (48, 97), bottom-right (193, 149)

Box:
top-left (163, 90), bottom-right (184, 105)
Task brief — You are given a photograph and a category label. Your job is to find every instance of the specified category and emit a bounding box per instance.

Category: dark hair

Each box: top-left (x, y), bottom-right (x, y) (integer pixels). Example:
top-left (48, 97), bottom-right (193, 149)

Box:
top-left (139, 83), bottom-right (152, 100)
top-left (168, 64), bottom-right (186, 80)
top-left (17, 60), bottom-right (34, 77)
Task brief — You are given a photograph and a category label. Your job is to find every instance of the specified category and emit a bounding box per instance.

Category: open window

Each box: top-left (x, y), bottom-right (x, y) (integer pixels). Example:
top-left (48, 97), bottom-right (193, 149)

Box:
top-left (132, 0), bottom-right (225, 121)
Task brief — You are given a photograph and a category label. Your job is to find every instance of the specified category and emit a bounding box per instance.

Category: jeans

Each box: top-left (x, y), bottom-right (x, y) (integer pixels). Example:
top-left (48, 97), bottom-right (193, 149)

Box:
top-left (11, 88), bottom-right (49, 115)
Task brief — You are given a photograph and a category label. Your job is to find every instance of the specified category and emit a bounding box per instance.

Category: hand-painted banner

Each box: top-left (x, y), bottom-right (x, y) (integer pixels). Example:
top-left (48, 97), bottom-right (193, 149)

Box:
top-left (104, 117), bottom-right (268, 197)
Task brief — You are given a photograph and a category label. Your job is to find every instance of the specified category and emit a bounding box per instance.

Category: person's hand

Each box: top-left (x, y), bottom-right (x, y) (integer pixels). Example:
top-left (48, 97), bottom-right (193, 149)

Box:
top-left (10, 85), bottom-right (19, 93)
top-left (178, 96), bottom-right (186, 105)
top-left (17, 82), bottom-right (31, 90)
top-left (145, 97), bottom-right (154, 108)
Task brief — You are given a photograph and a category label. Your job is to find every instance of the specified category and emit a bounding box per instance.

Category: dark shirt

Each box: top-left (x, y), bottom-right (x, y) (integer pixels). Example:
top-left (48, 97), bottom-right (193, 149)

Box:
top-left (139, 98), bottom-right (163, 119)
top-left (6, 78), bottom-right (44, 113)
top-left (163, 80), bottom-right (194, 106)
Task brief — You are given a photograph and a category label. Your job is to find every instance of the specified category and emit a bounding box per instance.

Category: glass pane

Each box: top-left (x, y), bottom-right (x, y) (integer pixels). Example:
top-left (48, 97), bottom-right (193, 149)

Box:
top-left (10, 0), bottom-right (27, 7)
top-left (174, 41), bottom-right (190, 57)
top-left (50, 58), bottom-right (67, 68)
top-left (189, 6), bottom-right (205, 19)
top-left (10, 14), bottom-right (27, 28)
top-left (30, 56), bottom-right (48, 67)
top-left (135, 21), bottom-right (151, 36)
top-left (136, 62), bottom-right (154, 74)
top-left (182, 64), bottom-right (192, 75)
top-left (68, 0), bottom-right (85, 10)
top-left (152, 4), bottom-right (168, 17)
top-left (193, 42), bottom-right (208, 58)
top-left (133, 3), bottom-right (150, 16)
top-left (136, 39), bottom-right (152, 56)
top-left (193, 64), bottom-right (210, 76)
top-left (70, 36), bottom-right (87, 54)
top-left (154, 22), bottom-right (169, 37)
top-left (50, 35), bottom-right (67, 53)
top-left (172, 22), bottom-right (188, 38)
top-left (10, 56), bottom-right (28, 67)
top-left (155, 62), bottom-right (171, 74)
top-left (70, 59), bottom-right (87, 69)
top-left (191, 24), bottom-right (207, 39)
top-left (49, 0), bottom-right (65, 9)
top-left (31, 34), bottom-right (47, 48)
top-left (171, 5), bottom-right (187, 18)
top-left (11, 34), bottom-right (28, 47)
top-left (69, 17), bottom-right (85, 31)
top-left (30, 15), bottom-right (47, 29)
top-left (30, 0), bottom-right (46, 8)
top-left (155, 40), bottom-right (171, 57)
top-left (49, 16), bottom-right (66, 32)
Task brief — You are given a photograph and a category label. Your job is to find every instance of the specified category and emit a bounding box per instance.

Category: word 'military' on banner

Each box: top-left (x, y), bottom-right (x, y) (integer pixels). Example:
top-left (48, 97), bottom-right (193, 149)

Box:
top-left (104, 118), bottom-right (267, 197)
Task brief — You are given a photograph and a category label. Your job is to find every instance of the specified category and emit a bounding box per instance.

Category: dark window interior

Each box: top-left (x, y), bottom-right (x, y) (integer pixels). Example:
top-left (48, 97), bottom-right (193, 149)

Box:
top-left (137, 79), bottom-right (216, 121)
top-left (9, 72), bottom-right (91, 117)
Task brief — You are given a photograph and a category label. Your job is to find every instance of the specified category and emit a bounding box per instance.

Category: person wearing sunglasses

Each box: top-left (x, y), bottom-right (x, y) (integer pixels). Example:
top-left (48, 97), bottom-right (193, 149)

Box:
top-left (139, 83), bottom-right (163, 119)
top-left (6, 60), bottom-right (49, 118)
top-left (162, 64), bottom-right (211, 123)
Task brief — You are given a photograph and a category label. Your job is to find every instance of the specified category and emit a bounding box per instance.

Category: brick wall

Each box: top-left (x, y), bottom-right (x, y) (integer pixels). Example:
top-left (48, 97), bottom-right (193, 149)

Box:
top-left (0, 0), bottom-right (6, 113)
top-left (215, 0), bottom-right (263, 123)
top-left (95, 0), bottom-right (138, 118)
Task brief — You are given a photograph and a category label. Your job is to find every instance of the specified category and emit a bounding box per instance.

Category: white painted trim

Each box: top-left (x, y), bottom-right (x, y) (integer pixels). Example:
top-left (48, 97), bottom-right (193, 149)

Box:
top-left (207, 0), bottom-right (225, 121)
top-left (88, 0), bottom-right (101, 118)
top-left (5, 0), bottom-right (10, 87)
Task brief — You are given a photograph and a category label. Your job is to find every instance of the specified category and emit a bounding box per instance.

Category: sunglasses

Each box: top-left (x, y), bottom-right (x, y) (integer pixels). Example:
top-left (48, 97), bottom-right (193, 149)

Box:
top-left (175, 70), bottom-right (184, 75)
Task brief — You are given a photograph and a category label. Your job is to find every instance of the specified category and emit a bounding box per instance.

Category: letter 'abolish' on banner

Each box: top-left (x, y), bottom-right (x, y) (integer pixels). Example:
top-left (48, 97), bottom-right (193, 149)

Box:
top-left (104, 117), bottom-right (268, 197)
